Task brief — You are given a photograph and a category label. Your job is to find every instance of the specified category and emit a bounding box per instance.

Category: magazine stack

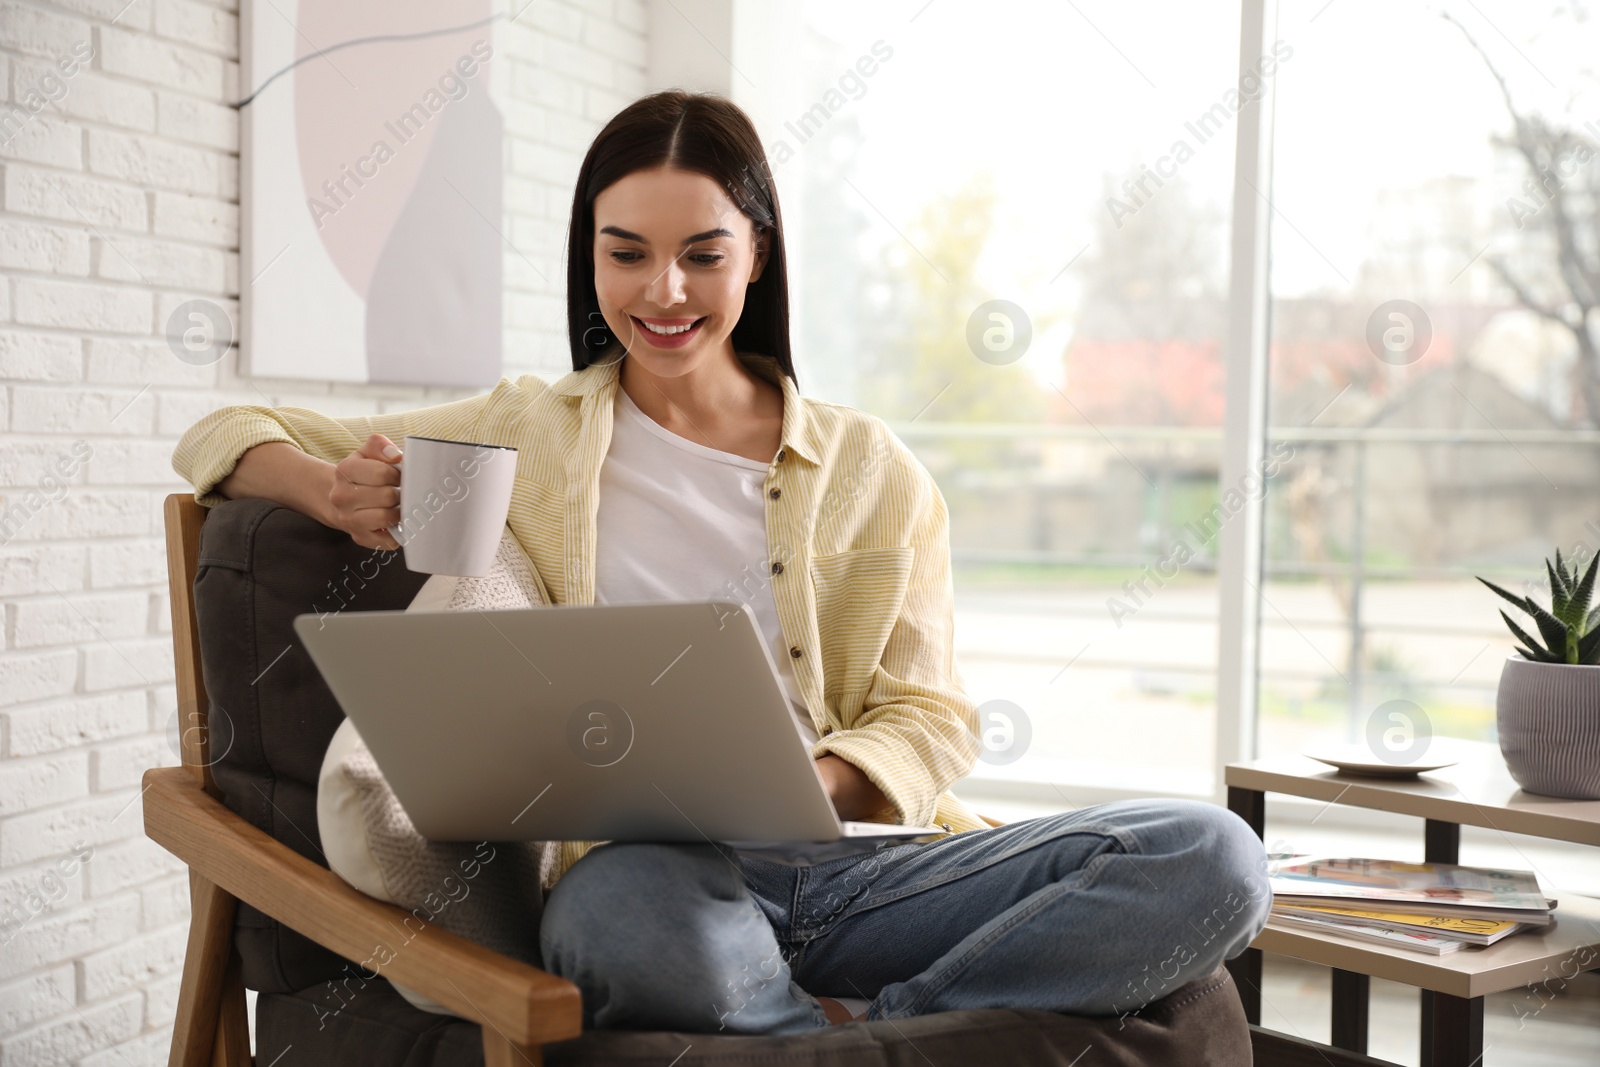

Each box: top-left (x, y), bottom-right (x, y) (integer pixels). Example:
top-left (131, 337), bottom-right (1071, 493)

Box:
top-left (1267, 857), bottom-right (1553, 956)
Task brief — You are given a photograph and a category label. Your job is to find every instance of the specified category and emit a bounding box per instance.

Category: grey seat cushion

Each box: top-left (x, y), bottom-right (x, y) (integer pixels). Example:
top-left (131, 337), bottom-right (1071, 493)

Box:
top-left (257, 965), bottom-right (1249, 1066)
top-left (193, 499), bottom-right (429, 992)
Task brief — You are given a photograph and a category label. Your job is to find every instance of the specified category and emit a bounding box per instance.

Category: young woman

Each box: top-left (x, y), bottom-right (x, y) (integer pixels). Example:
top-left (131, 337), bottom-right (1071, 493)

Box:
top-left (174, 90), bottom-right (1270, 1035)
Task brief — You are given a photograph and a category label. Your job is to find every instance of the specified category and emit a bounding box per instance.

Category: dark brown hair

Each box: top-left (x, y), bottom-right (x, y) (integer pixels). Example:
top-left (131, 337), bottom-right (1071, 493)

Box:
top-left (565, 90), bottom-right (795, 383)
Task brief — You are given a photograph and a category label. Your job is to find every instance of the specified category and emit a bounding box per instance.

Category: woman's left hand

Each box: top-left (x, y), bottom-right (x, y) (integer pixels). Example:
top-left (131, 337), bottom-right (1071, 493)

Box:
top-left (816, 754), bottom-right (892, 822)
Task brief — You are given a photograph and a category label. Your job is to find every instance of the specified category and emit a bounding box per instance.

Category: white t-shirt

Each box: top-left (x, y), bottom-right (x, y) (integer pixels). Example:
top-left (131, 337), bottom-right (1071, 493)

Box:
top-left (593, 385), bottom-right (819, 746)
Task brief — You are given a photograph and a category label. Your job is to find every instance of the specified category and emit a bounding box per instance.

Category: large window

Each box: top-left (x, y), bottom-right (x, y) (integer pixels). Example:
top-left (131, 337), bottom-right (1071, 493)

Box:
top-left (762, 0), bottom-right (1600, 804)
top-left (778, 0), bottom-right (1243, 798)
top-left (1260, 0), bottom-right (1600, 761)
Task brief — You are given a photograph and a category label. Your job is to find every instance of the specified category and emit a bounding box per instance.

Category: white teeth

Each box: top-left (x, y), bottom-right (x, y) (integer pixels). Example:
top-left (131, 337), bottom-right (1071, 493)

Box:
top-left (640, 318), bottom-right (698, 335)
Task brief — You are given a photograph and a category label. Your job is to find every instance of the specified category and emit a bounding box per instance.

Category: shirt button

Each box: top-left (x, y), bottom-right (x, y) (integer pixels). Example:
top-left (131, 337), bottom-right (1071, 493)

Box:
top-left (771, 561), bottom-right (784, 576)
top-left (776, 449), bottom-right (787, 462)
top-left (768, 487), bottom-right (781, 500)
top-left (822, 726), bottom-right (833, 736)
top-left (790, 646), bottom-right (802, 659)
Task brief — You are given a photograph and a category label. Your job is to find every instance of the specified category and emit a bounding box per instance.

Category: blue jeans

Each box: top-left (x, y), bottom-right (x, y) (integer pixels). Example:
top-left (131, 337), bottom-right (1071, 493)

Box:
top-left (539, 798), bottom-right (1271, 1034)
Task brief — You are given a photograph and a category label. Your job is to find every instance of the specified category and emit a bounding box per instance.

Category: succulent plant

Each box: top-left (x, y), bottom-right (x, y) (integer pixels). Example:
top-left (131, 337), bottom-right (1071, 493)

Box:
top-left (1479, 549), bottom-right (1600, 665)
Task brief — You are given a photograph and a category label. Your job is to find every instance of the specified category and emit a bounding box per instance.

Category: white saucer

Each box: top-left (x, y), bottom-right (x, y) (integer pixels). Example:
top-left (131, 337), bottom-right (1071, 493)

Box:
top-left (1303, 745), bottom-right (1459, 778)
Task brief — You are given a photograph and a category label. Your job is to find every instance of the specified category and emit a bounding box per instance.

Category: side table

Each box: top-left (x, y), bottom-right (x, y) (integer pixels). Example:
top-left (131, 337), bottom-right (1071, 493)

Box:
top-left (1224, 740), bottom-right (1600, 1067)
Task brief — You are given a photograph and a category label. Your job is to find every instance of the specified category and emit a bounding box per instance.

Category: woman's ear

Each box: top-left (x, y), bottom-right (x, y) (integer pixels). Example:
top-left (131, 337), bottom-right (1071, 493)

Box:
top-left (748, 229), bottom-right (770, 284)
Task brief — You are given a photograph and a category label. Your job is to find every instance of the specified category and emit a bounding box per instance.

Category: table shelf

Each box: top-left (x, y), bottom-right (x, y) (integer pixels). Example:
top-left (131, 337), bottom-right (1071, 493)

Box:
top-left (1224, 738), bottom-right (1600, 1067)
top-left (1254, 894), bottom-right (1600, 1000)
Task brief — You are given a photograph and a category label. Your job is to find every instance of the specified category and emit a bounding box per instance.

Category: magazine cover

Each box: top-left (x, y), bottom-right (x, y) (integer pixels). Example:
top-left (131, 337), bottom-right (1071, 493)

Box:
top-left (1269, 858), bottom-right (1549, 916)
top-left (1272, 913), bottom-right (1467, 955)
top-left (1274, 904), bottom-right (1526, 944)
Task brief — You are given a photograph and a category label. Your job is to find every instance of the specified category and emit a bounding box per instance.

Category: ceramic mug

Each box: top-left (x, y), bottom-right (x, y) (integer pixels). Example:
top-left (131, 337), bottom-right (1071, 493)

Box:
top-left (385, 436), bottom-right (517, 577)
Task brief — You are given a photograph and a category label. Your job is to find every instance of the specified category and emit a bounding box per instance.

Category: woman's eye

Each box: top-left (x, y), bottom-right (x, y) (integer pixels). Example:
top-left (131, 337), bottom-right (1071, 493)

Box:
top-left (606, 251), bottom-right (724, 266)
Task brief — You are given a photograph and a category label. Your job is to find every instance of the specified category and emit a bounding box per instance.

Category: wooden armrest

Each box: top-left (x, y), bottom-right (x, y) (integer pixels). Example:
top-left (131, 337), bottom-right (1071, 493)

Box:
top-left (142, 766), bottom-right (582, 1046)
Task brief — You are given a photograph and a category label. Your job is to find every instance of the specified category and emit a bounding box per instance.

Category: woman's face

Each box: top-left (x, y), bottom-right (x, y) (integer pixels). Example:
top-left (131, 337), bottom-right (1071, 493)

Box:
top-left (591, 165), bottom-right (768, 376)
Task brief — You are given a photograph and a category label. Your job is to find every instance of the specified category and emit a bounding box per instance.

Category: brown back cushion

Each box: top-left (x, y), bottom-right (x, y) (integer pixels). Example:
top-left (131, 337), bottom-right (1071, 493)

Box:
top-left (194, 498), bottom-right (430, 993)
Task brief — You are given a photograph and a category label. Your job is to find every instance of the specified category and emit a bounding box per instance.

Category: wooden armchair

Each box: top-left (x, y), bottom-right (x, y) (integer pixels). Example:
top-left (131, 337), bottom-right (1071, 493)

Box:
top-left (148, 493), bottom-right (580, 1065)
top-left (147, 492), bottom-right (1251, 1067)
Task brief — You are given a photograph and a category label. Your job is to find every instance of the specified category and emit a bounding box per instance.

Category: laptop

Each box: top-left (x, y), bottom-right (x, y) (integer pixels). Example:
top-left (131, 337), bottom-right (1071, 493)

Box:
top-left (291, 601), bottom-right (946, 863)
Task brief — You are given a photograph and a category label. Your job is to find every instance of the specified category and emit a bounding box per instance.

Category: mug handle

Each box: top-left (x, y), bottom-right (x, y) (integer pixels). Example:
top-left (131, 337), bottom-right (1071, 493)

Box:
top-left (384, 457), bottom-right (404, 547)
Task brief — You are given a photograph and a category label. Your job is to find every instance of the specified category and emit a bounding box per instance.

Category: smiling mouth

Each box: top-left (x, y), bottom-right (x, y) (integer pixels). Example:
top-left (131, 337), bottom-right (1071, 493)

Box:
top-left (632, 316), bottom-right (707, 338)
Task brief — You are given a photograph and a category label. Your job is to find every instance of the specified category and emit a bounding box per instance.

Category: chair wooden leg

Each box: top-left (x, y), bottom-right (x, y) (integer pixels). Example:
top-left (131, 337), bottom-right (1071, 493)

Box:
top-left (210, 948), bottom-right (251, 1067)
top-left (482, 1031), bottom-right (544, 1067)
top-left (169, 871), bottom-right (240, 1067)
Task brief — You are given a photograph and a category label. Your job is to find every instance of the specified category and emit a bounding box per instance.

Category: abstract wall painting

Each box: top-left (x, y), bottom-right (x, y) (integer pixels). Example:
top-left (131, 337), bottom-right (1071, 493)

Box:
top-left (241, 2), bottom-right (504, 386)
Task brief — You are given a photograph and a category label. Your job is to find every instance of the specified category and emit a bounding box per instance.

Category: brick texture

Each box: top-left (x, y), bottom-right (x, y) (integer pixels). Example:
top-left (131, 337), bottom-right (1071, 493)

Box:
top-left (0, 0), bottom-right (651, 1059)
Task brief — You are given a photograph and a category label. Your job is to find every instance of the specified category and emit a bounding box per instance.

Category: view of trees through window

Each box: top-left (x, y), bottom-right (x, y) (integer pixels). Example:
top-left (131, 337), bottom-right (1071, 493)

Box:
top-left (783, 0), bottom-right (1598, 798)
top-left (1260, 1), bottom-right (1600, 762)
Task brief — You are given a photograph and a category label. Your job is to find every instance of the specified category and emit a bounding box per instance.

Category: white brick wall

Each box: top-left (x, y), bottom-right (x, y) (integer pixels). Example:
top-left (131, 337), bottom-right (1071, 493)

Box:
top-left (0, 0), bottom-right (649, 1061)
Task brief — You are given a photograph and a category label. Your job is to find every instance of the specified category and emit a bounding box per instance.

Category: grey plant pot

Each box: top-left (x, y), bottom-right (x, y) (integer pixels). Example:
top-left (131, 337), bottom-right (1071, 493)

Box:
top-left (1495, 653), bottom-right (1600, 800)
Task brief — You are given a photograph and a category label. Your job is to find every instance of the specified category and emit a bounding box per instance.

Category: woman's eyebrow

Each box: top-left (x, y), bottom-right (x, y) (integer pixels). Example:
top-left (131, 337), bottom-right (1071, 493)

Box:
top-left (598, 225), bottom-right (734, 245)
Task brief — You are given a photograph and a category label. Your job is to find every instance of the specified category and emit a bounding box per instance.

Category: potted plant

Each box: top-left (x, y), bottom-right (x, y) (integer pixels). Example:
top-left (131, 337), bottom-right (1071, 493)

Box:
top-left (1479, 550), bottom-right (1600, 800)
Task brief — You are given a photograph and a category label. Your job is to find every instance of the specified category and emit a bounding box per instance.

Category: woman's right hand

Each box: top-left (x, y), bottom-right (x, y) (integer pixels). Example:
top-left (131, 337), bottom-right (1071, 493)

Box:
top-left (327, 433), bottom-right (405, 551)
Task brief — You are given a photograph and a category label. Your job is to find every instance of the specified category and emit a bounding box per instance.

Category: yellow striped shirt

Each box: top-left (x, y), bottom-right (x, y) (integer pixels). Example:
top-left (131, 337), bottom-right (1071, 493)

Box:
top-left (172, 352), bottom-right (986, 883)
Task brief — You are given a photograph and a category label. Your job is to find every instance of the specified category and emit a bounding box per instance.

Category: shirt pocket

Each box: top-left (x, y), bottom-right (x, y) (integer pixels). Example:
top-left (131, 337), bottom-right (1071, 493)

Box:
top-left (508, 479), bottom-right (566, 602)
top-left (810, 545), bottom-right (914, 695)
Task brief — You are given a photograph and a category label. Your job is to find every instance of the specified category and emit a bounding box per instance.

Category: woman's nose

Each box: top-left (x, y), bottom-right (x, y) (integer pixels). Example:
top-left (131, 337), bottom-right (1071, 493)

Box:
top-left (646, 256), bottom-right (688, 305)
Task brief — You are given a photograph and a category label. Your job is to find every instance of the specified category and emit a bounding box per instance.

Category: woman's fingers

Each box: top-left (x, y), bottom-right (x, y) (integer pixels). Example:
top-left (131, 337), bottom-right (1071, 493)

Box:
top-left (349, 485), bottom-right (400, 512)
top-left (352, 503), bottom-right (401, 527)
top-left (330, 434), bottom-right (405, 550)
top-left (357, 432), bottom-right (403, 465)
top-left (333, 435), bottom-right (401, 490)
top-left (354, 532), bottom-right (399, 552)
top-left (329, 472), bottom-right (398, 515)
top-left (334, 455), bottom-right (401, 490)
top-left (349, 510), bottom-right (401, 551)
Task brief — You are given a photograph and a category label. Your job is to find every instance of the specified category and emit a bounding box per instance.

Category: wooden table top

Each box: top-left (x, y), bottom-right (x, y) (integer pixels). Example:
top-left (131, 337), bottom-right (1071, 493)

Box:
top-left (1226, 739), bottom-right (1600, 847)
